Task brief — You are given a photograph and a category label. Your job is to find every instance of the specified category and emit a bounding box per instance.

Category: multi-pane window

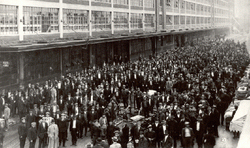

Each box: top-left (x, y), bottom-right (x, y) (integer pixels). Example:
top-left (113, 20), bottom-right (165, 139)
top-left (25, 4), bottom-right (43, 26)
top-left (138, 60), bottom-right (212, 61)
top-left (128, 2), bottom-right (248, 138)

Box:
top-left (0, 5), bottom-right (18, 35)
top-left (92, 0), bottom-right (111, 2)
top-left (63, 9), bottom-right (88, 32)
top-left (174, 15), bottom-right (179, 25)
top-left (114, 12), bottom-right (128, 29)
top-left (145, 14), bottom-right (154, 27)
top-left (166, 15), bottom-right (173, 25)
top-left (130, 13), bottom-right (143, 29)
top-left (113, 0), bottom-right (128, 5)
top-left (186, 16), bottom-right (190, 24)
top-left (180, 16), bottom-right (185, 24)
top-left (23, 7), bottom-right (59, 34)
top-left (201, 17), bottom-right (204, 24)
top-left (192, 16), bottom-right (195, 24)
top-left (144, 0), bottom-right (154, 8)
top-left (181, 0), bottom-right (185, 9)
top-left (174, 0), bottom-right (179, 8)
top-left (166, 0), bottom-right (171, 7)
top-left (92, 11), bottom-right (111, 31)
top-left (196, 17), bottom-right (200, 24)
top-left (131, 0), bottom-right (143, 6)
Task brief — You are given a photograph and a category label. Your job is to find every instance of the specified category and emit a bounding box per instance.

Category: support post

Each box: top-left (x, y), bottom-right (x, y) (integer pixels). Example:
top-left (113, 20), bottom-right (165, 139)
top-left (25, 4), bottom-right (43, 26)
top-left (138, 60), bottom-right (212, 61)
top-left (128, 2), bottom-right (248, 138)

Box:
top-left (59, 0), bottom-right (63, 38)
top-left (89, 0), bottom-right (92, 37)
top-left (19, 53), bottom-right (24, 89)
top-left (18, 2), bottom-right (23, 41)
top-left (111, 0), bottom-right (114, 34)
top-left (155, 0), bottom-right (160, 32)
top-left (129, 0), bottom-right (131, 33)
top-left (60, 48), bottom-right (63, 77)
top-left (162, 0), bottom-right (166, 30)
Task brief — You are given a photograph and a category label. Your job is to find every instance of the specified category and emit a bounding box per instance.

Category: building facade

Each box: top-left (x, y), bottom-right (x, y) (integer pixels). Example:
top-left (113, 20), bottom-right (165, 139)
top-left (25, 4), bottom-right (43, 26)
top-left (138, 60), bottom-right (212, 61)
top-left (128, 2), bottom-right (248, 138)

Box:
top-left (0, 0), bottom-right (231, 88)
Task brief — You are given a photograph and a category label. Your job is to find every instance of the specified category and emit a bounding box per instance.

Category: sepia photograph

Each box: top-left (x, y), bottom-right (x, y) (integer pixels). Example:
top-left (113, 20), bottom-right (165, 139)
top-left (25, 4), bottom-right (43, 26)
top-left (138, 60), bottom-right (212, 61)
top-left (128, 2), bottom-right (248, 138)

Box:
top-left (0, 0), bottom-right (249, 147)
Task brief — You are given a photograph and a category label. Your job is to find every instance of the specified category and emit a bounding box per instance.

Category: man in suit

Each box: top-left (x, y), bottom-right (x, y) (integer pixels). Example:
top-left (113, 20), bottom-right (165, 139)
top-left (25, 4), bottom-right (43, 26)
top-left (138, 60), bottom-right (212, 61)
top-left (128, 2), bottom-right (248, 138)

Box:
top-left (58, 113), bottom-right (69, 147)
top-left (203, 128), bottom-right (216, 148)
top-left (38, 117), bottom-right (48, 148)
top-left (194, 117), bottom-right (205, 148)
top-left (0, 96), bottom-right (5, 117)
top-left (67, 93), bottom-right (74, 116)
top-left (121, 85), bottom-right (130, 108)
top-left (18, 95), bottom-right (26, 120)
top-left (58, 95), bottom-right (65, 112)
top-left (26, 110), bottom-right (36, 129)
top-left (3, 104), bottom-right (10, 131)
top-left (121, 123), bottom-right (129, 148)
top-left (18, 117), bottom-right (28, 148)
top-left (70, 115), bottom-right (80, 146)
top-left (106, 121), bottom-right (119, 145)
top-left (161, 129), bottom-right (173, 148)
top-left (145, 125), bottom-right (156, 148)
top-left (152, 119), bottom-right (163, 148)
top-left (28, 122), bottom-right (37, 148)
top-left (82, 108), bottom-right (89, 137)
top-left (181, 121), bottom-right (194, 148)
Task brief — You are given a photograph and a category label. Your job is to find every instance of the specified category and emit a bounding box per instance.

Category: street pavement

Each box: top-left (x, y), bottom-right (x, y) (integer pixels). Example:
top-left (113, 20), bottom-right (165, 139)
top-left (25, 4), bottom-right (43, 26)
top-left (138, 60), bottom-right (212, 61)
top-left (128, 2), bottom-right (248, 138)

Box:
top-left (2, 123), bottom-right (238, 148)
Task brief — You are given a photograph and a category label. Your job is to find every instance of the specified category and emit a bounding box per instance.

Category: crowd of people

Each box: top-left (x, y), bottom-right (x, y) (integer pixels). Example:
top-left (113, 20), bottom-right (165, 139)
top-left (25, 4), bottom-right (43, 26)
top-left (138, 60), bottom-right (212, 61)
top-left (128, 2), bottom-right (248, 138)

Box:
top-left (0, 37), bottom-right (249, 148)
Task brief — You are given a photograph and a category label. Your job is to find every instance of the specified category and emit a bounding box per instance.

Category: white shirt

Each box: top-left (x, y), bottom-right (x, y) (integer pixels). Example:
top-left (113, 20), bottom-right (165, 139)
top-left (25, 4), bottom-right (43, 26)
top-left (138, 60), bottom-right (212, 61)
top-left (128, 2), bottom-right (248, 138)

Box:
top-left (164, 135), bottom-right (169, 142)
top-left (196, 121), bottom-right (200, 131)
top-left (2, 98), bottom-right (5, 106)
top-left (185, 128), bottom-right (191, 137)
top-left (73, 120), bottom-right (76, 128)
top-left (163, 125), bottom-right (166, 134)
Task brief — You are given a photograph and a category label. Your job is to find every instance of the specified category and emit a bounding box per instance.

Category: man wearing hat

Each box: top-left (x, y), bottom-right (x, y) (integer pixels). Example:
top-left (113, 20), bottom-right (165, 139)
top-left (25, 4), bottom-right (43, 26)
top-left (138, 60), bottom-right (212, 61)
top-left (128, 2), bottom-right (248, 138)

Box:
top-left (58, 112), bottom-right (69, 147)
top-left (3, 104), bottom-right (10, 131)
top-left (70, 115), bottom-right (80, 146)
top-left (18, 117), bottom-right (28, 148)
top-left (145, 125), bottom-right (155, 148)
top-left (27, 122), bottom-right (37, 148)
top-left (194, 116), bottom-right (205, 148)
top-left (0, 95), bottom-right (5, 118)
top-left (181, 121), bottom-right (194, 148)
top-left (26, 110), bottom-right (36, 129)
top-left (93, 137), bottom-right (104, 148)
top-left (203, 127), bottom-right (216, 148)
top-left (110, 136), bottom-right (121, 148)
top-left (152, 119), bottom-right (163, 148)
top-left (38, 117), bottom-right (48, 148)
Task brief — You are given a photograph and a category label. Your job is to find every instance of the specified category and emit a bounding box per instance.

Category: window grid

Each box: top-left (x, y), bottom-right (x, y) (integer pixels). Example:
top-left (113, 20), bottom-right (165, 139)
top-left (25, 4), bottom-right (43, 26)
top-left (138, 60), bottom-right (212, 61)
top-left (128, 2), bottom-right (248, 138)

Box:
top-left (91, 11), bottom-right (111, 31)
top-left (130, 0), bottom-right (143, 7)
top-left (63, 9), bottom-right (88, 32)
top-left (23, 6), bottom-right (59, 34)
top-left (114, 12), bottom-right (128, 29)
top-left (92, 0), bottom-right (111, 3)
top-left (0, 4), bottom-right (18, 35)
top-left (144, 14), bottom-right (154, 27)
top-left (130, 13), bottom-right (143, 29)
top-left (113, 0), bottom-right (128, 5)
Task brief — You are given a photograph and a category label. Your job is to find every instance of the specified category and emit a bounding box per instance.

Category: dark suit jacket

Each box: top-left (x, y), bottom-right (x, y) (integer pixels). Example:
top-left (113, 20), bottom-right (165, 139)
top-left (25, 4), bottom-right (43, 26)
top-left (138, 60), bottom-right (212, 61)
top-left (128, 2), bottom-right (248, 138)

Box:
top-left (153, 124), bottom-right (163, 142)
top-left (70, 119), bottom-right (80, 132)
top-left (28, 127), bottom-right (37, 141)
top-left (38, 122), bottom-right (48, 139)
top-left (161, 135), bottom-right (173, 148)
top-left (18, 123), bottom-right (28, 138)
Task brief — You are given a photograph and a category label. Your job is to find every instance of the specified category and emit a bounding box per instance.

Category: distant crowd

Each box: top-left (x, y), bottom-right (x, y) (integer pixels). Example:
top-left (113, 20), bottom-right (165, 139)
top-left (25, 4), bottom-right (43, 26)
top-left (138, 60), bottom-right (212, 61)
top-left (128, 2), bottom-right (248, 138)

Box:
top-left (0, 37), bottom-right (249, 148)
